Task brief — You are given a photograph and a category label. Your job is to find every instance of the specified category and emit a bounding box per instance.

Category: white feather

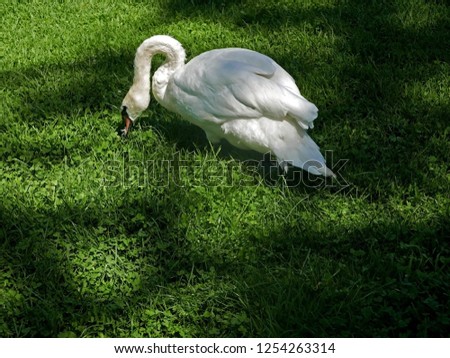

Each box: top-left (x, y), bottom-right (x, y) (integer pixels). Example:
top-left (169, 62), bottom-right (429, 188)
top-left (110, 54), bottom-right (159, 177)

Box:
top-left (122, 35), bottom-right (335, 177)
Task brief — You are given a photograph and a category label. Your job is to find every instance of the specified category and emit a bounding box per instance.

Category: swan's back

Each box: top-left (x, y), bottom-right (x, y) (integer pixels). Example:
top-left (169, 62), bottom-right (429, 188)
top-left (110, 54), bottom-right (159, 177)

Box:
top-left (166, 48), bottom-right (316, 124)
top-left (183, 48), bottom-right (301, 94)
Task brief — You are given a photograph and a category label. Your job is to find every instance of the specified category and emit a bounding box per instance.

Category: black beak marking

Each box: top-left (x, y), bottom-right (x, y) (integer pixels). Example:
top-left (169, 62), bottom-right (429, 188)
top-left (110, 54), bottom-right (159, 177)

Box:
top-left (120, 106), bottom-right (132, 137)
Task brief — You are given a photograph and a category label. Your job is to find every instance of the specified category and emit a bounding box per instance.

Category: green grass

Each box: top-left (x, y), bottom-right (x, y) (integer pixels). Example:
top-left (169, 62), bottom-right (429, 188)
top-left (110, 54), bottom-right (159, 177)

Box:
top-left (1, 0), bottom-right (449, 337)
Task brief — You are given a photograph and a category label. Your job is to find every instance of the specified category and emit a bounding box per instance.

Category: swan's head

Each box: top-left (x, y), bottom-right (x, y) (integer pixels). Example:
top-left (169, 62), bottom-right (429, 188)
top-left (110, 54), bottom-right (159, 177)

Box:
top-left (119, 34), bottom-right (185, 136)
top-left (120, 88), bottom-right (150, 136)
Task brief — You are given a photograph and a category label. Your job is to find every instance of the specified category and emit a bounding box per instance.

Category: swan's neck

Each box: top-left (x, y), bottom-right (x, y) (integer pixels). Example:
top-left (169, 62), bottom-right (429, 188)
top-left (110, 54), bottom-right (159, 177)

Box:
top-left (133, 35), bottom-right (186, 104)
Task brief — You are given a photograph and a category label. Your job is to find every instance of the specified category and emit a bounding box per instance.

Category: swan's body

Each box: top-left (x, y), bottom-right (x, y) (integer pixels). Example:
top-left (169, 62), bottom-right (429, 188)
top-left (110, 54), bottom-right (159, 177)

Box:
top-left (121, 35), bottom-right (334, 177)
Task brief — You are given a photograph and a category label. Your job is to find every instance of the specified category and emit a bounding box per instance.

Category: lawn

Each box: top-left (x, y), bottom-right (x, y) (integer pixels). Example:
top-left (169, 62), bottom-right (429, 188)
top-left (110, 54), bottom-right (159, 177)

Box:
top-left (1, 0), bottom-right (449, 337)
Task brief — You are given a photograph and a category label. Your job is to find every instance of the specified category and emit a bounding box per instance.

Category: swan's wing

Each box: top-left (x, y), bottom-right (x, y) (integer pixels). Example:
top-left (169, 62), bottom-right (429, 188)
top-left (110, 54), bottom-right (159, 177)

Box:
top-left (171, 48), bottom-right (318, 129)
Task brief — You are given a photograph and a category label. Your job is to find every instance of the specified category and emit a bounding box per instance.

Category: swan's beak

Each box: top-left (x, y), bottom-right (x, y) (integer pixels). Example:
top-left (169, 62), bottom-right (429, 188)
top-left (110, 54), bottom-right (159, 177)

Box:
top-left (121, 107), bottom-right (132, 137)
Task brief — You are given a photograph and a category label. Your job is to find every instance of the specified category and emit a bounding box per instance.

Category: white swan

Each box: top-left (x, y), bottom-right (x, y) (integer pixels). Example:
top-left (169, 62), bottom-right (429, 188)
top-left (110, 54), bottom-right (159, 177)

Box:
top-left (121, 35), bottom-right (334, 177)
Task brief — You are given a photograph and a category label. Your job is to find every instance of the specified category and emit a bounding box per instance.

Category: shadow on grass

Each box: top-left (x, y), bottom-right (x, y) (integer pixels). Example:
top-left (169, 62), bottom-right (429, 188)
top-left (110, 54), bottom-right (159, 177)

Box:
top-left (1, 180), bottom-right (449, 337)
top-left (0, 191), bottom-right (213, 337)
top-left (2, 50), bottom-right (134, 122)
top-left (241, 214), bottom-right (450, 337)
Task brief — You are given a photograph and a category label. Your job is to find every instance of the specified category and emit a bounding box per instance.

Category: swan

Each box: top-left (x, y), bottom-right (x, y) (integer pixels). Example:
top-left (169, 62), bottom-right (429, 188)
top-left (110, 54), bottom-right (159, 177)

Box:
top-left (121, 35), bottom-right (335, 177)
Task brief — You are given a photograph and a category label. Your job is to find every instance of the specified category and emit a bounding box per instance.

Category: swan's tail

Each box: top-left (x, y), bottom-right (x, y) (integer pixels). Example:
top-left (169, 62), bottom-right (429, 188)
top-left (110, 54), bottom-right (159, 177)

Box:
top-left (274, 130), bottom-right (335, 178)
top-left (283, 89), bottom-right (319, 130)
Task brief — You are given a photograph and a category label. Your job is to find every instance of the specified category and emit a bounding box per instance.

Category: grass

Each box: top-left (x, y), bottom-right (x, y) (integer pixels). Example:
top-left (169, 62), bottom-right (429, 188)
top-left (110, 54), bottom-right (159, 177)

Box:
top-left (1, 0), bottom-right (449, 337)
